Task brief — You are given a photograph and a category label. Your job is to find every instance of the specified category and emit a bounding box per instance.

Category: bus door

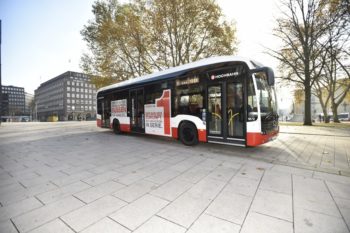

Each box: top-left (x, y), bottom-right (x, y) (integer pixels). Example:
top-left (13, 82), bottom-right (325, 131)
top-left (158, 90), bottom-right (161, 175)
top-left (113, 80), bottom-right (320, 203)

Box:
top-left (101, 100), bottom-right (110, 128)
top-left (207, 71), bottom-right (245, 146)
top-left (130, 89), bottom-right (145, 133)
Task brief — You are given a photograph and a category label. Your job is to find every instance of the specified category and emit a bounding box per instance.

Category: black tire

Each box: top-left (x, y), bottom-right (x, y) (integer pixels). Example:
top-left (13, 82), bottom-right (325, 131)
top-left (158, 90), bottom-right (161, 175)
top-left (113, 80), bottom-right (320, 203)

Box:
top-left (113, 119), bottom-right (121, 134)
top-left (179, 122), bottom-right (198, 146)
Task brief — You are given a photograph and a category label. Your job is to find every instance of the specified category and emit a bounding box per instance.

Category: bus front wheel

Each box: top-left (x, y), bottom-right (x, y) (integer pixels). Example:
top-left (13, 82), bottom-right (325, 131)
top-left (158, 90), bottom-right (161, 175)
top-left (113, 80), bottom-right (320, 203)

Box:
top-left (179, 122), bottom-right (198, 146)
top-left (113, 119), bottom-right (121, 134)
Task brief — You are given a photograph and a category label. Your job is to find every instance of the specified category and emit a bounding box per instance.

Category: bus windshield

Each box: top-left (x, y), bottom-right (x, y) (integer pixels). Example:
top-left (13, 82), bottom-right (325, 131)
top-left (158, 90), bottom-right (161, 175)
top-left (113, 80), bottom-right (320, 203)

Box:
top-left (254, 72), bottom-right (277, 115)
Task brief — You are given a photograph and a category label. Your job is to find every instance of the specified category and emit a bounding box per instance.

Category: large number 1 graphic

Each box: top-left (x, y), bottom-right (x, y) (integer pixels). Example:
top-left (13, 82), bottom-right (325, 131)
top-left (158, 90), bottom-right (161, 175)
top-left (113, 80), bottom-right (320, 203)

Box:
top-left (156, 90), bottom-right (171, 135)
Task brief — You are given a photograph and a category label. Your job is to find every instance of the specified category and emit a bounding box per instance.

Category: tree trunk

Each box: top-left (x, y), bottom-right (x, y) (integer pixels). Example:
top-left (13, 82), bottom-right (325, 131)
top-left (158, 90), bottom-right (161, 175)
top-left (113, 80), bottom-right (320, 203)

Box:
top-left (323, 109), bottom-right (330, 123)
top-left (332, 103), bottom-right (340, 123)
top-left (304, 85), bottom-right (313, 125)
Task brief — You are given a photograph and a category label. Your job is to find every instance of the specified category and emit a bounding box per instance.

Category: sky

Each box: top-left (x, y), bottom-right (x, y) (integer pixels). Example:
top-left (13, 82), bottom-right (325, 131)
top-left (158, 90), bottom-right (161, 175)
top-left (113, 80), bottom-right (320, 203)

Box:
top-left (0, 0), bottom-right (293, 109)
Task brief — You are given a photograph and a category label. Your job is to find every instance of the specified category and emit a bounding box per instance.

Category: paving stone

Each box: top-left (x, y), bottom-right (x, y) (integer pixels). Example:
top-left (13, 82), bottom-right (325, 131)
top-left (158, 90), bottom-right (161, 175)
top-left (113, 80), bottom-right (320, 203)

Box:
top-left (74, 181), bottom-right (125, 203)
top-left (251, 189), bottom-right (293, 222)
top-left (28, 218), bottom-right (74, 233)
top-left (61, 195), bottom-right (126, 232)
top-left (240, 212), bottom-right (293, 233)
top-left (80, 217), bottom-right (130, 233)
top-left (326, 181), bottom-right (350, 200)
top-left (187, 214), bottom-right (240, 233)
top-left (133, 216), bottom-right (186, 233)
top-left (293, 176), bottom-right (341, 217)
top-left (36, 181), bottom-right (91, 204)
top-left (113, 179), bottom-right (158, 203)
top-left (228, 176), bottom-right (260, 197)
top-left (294, 208), bottom-right (349, 233)
top-left (0, 182), bottom-right (58, 206)
top-left (235, 165), bottom-right (264, 181)
top-left (158, 177), bottom-right (226, 228)
top-left (314, 171), bottom-right (350, 185)
top-left (176, 166), bottom-right (212, 184)
top-left (150, 178), bottom-right (193, 201)
top-left (12, 196), bottom-right (84, 233)
top-left (0, 220), bottom-right (18, 233)
top-left (168, 156), bottom-right (204, 172)
top-left (145, 169), bottom-right (181, 185)
top-left (52, 171), bottom-right (96, 187)
top-left (0, 197), bottom-right (43, 221)
top-left (334, 197), bottom-right (350, 229)
top-left (61, 164), bottom-right (96, 175)
top-left (205, 165), bottom-right (237, 182)
top-left (259, 170), bottom-right (292, 194)
top-left (206, 190), bottom-right (252, 225)
top-left (82, 171), bottom-right (123, 186)
top-left (0, 182), bottom-right (25, 195)
top-left (115, 170), bottom-right (152, 185)
top-left (109, 194), bottom-right (169, 230)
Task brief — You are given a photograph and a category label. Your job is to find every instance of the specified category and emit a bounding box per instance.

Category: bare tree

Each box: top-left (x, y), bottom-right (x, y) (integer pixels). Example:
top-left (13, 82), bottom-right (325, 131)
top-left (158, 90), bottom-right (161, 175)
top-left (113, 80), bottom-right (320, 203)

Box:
top-left (268, 0), bottom-right (341, 125)
top-left (312, 0), bottom-right (350, 122)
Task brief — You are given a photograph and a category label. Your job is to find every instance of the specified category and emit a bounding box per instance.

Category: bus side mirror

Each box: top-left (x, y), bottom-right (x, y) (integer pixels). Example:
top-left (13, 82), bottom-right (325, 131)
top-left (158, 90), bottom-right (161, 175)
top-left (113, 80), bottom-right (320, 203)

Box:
top-left (266, 67), bottom-right (275, 86)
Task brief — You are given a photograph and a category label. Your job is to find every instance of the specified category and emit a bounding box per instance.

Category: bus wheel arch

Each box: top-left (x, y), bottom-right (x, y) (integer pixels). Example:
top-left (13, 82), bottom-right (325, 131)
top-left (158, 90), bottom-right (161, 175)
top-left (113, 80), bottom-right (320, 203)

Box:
top-left (112, 119), bottom-right (121, 134)
top-left (178, 121), bottom-right (198, 146)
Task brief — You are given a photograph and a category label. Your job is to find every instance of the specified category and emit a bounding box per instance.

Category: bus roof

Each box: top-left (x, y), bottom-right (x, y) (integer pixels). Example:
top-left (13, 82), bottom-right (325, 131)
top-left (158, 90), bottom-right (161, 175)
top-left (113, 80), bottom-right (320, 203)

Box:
top-left (97, 56), bottom-right (257, 93)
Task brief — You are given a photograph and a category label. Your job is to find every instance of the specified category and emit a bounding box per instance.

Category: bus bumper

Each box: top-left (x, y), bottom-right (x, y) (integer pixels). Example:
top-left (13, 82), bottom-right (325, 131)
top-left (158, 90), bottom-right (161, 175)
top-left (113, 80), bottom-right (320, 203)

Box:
top-left (246, 130), bottom-right (279, 147)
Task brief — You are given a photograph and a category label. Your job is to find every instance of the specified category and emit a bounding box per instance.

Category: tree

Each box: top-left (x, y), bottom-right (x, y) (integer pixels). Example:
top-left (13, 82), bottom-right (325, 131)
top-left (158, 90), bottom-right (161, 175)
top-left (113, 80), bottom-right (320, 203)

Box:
top-left (312, 0), bottom-right (350, 123)
top-left (81, 0), bottom-right (237, 88)
top-left (269, 0), bottom-right (341, 125)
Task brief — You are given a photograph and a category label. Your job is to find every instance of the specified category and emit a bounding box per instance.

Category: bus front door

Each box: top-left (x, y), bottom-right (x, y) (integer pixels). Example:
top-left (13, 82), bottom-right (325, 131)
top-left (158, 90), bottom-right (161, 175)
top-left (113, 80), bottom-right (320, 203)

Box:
top-left (130, 89), bottom-right (145, 133)
top-left (207, 81), bottom-right (245, 146)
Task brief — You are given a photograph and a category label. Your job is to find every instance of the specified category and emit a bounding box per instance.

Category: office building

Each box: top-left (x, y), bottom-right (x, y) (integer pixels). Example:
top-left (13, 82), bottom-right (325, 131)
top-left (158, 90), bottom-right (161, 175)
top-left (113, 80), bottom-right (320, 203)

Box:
top-left (35, 71), bottom-right (97, 121)
top-left (1, 85), bottom-right (25, 121)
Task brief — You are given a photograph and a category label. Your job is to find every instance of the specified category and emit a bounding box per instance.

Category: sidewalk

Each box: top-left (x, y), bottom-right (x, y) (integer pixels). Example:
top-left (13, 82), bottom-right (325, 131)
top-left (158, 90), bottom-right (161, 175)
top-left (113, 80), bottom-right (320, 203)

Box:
top-left (0, 122), bottom-right (349, 233)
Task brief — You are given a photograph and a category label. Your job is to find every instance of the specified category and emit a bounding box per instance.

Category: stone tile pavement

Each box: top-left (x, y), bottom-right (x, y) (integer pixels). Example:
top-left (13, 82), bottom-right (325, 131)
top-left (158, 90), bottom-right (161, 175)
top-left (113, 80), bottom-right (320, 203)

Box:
top-left (0, 122), bottom-right (349, 233)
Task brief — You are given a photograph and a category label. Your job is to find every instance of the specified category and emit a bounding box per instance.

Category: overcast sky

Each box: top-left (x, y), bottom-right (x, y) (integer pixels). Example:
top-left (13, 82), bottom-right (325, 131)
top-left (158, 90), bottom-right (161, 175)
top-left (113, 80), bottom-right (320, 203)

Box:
top-left (0, 0), bottom-right (293, 108)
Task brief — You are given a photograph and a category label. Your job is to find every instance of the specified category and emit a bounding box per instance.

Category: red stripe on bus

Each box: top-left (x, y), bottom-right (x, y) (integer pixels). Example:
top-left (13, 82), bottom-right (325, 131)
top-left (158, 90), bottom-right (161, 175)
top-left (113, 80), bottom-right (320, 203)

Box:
top-left (156, 90), bottom-right (171, 135)
top-left (246, 131), bottom-right (278, 147)
top-left (120, 124), bottom-right (131, 132)
top-left (198, 129), bottom-right (207, 142)
top-left (171, 127), bottom-right (178, 139)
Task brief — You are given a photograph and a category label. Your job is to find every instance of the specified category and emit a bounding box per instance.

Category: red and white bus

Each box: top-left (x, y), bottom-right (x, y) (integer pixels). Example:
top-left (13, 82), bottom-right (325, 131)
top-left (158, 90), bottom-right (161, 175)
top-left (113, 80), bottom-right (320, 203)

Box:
top-left (96, 56), bottom-right (279, 147)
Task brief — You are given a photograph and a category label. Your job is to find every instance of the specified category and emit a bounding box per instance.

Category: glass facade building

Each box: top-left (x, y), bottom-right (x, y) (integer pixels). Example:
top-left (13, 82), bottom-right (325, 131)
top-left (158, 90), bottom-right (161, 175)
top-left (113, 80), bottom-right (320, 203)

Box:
top-left (1, 85), bottom-right (26, 120)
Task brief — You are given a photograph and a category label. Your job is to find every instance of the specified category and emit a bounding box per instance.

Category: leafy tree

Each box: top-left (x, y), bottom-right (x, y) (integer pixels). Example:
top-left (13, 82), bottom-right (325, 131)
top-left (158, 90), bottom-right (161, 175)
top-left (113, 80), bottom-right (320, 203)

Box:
top-left (81, 0), bottom-right (237, 89)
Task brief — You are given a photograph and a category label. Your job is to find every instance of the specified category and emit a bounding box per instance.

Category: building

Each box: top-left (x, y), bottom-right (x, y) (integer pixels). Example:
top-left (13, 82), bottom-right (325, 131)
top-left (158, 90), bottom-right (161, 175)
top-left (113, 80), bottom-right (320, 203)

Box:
top-left (1, 85), bottom-right (26, 121)
top-left (35, 71), bottom-right (97, 121)
top-left (293, 88), bottom-right (350, 121)
top-left (25, 92), bottom-right (34, 120)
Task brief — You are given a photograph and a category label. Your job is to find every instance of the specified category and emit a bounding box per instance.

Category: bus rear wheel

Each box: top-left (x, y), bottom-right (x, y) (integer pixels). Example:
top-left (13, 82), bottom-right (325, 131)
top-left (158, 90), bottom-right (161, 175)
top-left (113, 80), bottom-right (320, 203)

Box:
top-left (179, 122), bottom-right (198, 146)
top-left (113, 119), bottom-right (121, 134)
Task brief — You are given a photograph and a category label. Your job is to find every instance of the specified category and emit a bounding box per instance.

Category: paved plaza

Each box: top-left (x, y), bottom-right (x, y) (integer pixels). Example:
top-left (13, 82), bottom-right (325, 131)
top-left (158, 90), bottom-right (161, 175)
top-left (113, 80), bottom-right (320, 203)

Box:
top-left (0, 122), bottom-right (349, 233)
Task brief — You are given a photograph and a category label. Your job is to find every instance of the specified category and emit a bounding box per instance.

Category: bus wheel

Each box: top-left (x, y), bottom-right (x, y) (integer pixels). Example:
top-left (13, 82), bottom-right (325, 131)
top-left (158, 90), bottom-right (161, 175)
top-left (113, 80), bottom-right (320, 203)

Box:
top-left (113, 119), bottom-right (121, 134)
top-left (179, 122), bottom-right (198, 146)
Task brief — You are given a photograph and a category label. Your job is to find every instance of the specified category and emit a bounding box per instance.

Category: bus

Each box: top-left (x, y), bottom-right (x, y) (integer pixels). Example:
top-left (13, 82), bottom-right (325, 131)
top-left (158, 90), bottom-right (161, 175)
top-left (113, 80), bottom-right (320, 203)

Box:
top-left (96, 56), bottom-right (279, 147)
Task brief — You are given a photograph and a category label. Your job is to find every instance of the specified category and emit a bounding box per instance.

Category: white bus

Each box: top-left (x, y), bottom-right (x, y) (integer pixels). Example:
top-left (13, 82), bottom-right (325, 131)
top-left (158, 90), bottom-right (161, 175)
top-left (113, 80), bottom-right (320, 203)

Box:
top-left (96, 56), bottom-right (279, 147)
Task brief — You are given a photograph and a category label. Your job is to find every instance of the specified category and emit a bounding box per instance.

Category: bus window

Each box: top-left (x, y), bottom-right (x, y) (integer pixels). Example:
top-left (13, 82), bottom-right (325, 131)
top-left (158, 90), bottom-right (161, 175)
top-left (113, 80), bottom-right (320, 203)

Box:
top-left (247, 76), bottom-right (258, 121)
top-left (208, 85), bottom-right (222, 135)
top-left (174, 75), bottom-right (204, 117)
